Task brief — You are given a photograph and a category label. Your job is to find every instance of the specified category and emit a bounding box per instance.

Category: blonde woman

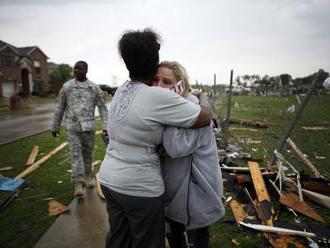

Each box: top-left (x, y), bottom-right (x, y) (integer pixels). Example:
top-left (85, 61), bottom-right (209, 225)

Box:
top-left (154, 61), bottom-right (225, 248)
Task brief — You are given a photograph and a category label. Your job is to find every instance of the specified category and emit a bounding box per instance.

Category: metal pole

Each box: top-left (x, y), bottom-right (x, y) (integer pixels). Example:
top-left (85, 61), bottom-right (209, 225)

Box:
top-left (226, 70), bottom-right (233, 128)
top-left (213, 73), bottom-right (216, 103)
top-left (267, 69), bottom-right (324, 170)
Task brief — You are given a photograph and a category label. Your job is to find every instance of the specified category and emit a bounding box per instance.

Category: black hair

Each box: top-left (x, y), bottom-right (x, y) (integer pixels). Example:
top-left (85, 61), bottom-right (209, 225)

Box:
top-left (118, 28), bottom-right (161, 81)
top-left (74, 61), bottom-right (88, 70)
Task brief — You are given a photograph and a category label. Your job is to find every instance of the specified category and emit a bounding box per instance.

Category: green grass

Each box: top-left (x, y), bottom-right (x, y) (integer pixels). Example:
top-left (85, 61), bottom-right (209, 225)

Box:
top-left (0, 119), bottom-right (107, 248)
top-left (0, 96), bottom-right (330, 247)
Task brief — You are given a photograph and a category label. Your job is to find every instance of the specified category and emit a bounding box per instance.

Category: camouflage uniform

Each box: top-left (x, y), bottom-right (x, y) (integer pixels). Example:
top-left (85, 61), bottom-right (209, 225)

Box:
top-left (51, 79), bottom-right (108, 184)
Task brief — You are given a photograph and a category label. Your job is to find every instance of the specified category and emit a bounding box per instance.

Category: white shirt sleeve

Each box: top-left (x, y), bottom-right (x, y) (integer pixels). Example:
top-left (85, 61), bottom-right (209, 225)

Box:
top-left (141, 87), bottom-right (201, 128)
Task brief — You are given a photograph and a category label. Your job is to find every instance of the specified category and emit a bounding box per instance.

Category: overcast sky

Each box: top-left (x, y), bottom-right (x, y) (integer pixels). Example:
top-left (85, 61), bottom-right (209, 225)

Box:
top-left (0, 0), bottom-right (329, 85)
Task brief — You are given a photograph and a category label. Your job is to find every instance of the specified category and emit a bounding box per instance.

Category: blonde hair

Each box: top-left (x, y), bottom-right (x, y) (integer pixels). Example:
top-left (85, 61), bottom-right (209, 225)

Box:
top-left (158, 61), bottom-right (190, 96)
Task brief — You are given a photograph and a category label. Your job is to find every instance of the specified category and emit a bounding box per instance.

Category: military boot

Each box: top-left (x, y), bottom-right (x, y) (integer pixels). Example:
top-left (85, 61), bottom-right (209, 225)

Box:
top-left (85, 176), bottom-right (96, 188)
top-left (74, 183), bottom-right (83, 197)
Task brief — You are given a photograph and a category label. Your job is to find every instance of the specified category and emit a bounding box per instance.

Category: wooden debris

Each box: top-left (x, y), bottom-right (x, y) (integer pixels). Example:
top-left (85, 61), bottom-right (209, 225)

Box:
top-left (229, 199), bottom-right (246, 225)
top-left (248, 161), bottom-right (273, 226)
top-left (96, 173), bottom-right (105, 200)
top-left (26, 145), bottom-right (39, 167)
top-left (229, 118), bottom-right (268, 128)
top-left (239, 222), bottom-right (316, 238)
top-left (229, 127), bottom-right (259, 132)
top-left (302, 179), bottom-right (330, 194)
top-left (279, 192), bottom-right (325, 222)
top-left (0, 166), bottom-right (13, 172)
top-left (48, 200), bottom-right (69, 216)
top-left (287, 138), bottom-right (324, 179)
top-left (302, 126), bottom-right (328, 131)
top-left (95, 130), bottom-right (103, 135)
top-left (265, 234), bottom-right (305, 248)
top-left (302, 188), bottom-right (330, 209)
top-left (15, 142), bottom-right (68, 179)
top-left (231, 239), bottom-right (240, 246)
top-left (92, 160), bottom-right (102, 168)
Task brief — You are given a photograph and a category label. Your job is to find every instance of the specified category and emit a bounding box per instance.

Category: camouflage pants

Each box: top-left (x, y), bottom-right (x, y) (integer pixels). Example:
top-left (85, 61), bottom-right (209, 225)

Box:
top-left (65, 130), bottom-right (95, 184)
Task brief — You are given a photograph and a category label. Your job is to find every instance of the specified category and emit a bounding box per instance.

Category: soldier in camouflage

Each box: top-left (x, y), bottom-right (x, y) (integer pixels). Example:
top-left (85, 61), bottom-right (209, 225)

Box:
top-left (51, 61), bottom-right (108, 197)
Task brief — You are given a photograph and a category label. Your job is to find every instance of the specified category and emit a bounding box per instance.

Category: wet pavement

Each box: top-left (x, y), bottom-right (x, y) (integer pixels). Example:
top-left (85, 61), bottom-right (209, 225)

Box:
top-left (0, 98), bottom-right (56, 146)
top-left (34, 188), bottom-right (109, 248)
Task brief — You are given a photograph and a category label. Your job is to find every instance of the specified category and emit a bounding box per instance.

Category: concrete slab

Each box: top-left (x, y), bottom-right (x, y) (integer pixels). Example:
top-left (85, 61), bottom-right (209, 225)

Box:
top-left (34, 188), bottom-right (109, 248)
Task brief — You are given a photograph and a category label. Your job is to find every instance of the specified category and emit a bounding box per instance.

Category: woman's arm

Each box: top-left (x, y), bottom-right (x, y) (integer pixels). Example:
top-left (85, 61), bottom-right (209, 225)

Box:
top-left (191, 93), bottom-right (213, 128)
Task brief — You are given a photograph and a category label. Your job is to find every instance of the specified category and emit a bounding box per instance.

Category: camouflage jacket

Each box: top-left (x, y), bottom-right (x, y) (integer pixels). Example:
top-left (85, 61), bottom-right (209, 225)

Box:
top-left (51, 79), bottom-right (108, 131)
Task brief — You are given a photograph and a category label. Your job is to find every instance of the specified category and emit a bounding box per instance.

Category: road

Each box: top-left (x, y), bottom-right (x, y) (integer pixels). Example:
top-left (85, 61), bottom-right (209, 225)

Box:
top-left (0, 101), bottom-right (56, 146)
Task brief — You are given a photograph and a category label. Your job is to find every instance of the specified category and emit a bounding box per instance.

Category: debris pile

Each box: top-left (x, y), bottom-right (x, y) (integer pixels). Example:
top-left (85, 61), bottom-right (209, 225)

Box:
top-left (219, 142), bottom-right (330, 247)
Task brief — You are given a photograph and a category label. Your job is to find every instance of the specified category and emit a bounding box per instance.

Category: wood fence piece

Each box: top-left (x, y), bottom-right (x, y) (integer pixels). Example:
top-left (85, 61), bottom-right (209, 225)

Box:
top-left (302, 189), bottom-right (330, 209)
top-left (229, 127), bottom-right (259, 132)
top-left (96, 173), bottom-right (105, 200)
top-left (15, 142), bottom-right (68, 179)
top-left (239, 222), bottom-right (316, 238)
top-left (229, 199), bottom-right (246, 225)
top-left (287, 138), bottom-right (324, 179)
top-left (26, 145), bottom-right (39, 167)
top-left (302, 126), bottom-right (328, 131)
top-left (230, 118), bottom-right (268, 128)
top-left (279, 192), bottom-right (325, 222)
top-left (248, 161), bottom-right (273, 226)
top-left (0, 166), bottom-right (13, 172)
top-left (92, 160), bottom-right (102, 168)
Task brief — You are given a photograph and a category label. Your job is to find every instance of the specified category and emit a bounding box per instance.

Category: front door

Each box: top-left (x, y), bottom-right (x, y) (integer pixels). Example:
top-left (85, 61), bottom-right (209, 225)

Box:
top-left (21, 68), bottom-right (30, 97)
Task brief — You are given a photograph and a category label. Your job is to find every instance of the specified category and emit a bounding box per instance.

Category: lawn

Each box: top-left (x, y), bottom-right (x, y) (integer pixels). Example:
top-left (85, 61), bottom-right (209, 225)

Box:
top-left (0, 119), bottom-right (107, 248)
top-left (0, 95), bottom-right (329, 247)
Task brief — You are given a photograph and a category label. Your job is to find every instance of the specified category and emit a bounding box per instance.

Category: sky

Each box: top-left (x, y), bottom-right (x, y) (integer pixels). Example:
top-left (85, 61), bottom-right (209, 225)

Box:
top-left (0, 0), bottom-right (329, 86)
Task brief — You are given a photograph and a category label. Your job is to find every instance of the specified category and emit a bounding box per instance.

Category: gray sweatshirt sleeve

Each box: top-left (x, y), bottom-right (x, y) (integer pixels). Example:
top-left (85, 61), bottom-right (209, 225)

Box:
top-left (163, 127), bottom-right (201, 158)
top-left (51, 89), bottom-right (66, 132)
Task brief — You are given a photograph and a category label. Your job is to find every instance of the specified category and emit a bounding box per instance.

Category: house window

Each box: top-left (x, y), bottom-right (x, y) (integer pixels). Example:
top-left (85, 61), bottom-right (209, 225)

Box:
top-left (34, 60), bottom-right (41, 78)
top-left (3, 55), bottom-right (12, 67)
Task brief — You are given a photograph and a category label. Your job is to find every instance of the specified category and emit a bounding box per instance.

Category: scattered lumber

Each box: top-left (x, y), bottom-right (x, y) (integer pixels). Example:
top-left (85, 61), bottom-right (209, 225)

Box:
top-left (96, 173), bottom-right (105, 200)
top-left (302, 126), bottom-right (328, 131)
top-left (26, 145), bottom-right (39, 167)
top-left (15, 142), bottom-right (68, 179)
top-left (48, 200), bottom-right (70, 216)
top-left (230, 118), bottom-right (268, 128)
top-left (248, 161), bottom-right (273, 226)
top-left (279, 192), bottom-right (325, 222)
top-left (302, 189), bottom-right (330, 209)
top-left (287, 138), bottom-right (325, 179)
top-left (92, 160), bottom-right (102, 168)
top-left (239, 222), bottom-right (316, 238)
top-left (0, 166), bottom-right (13, 172)
top-left (229, 127), bottom-right (259, 132)
top-left (229, 199), bottom-right (246, 226)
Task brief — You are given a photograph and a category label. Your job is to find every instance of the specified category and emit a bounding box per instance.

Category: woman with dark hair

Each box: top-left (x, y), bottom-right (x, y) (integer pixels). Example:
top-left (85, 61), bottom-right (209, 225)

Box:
top-left (99, 28), bottom-right (213, 248)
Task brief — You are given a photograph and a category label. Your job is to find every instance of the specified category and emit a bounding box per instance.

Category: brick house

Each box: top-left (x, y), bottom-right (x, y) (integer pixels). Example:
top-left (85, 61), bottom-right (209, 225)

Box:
top-left (0, 40), bottom-right (49, 98)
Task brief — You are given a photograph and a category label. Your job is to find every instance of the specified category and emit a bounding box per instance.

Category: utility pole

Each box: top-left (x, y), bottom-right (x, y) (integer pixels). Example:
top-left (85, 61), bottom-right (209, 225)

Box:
top-left (225, 70), bottom-right (234, 128)
top-left (213, 73), bottom-right (217, 103)
top-left (267, 69), bottom-right (324, 170)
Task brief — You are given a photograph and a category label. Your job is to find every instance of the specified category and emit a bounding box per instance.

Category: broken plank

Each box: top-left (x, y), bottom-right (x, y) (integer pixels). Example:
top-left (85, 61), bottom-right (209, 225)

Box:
top-left (302, 188), bottom-right (330, 209)
top-left (230, 118), bottom-right (268, 128)
top-left (287, 137), bottom-right (324, 179)
top-left (248, 161), bottom-right (273, 226)
top-left (96, 173), bottom-right (105, 200)
top-left (239, 222), bottom-right (316, 238)
top-left (279, 192), bottom-right (324, 222)
top-left (0, 166), bottom-right (13, 172)
top-left (229, 127), bottom-right (259, 132)
top-left (15, 142), bottom-right (68, 179)
top-left (26, 145), bottom-right (39, 167)
top-left (229, 199), bottom-right (246, 225)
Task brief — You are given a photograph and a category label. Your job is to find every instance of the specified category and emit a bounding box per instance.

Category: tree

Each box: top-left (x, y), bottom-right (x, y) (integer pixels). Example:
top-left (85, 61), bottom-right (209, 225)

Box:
top-left (49, 64), bottom-right (73, 94)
